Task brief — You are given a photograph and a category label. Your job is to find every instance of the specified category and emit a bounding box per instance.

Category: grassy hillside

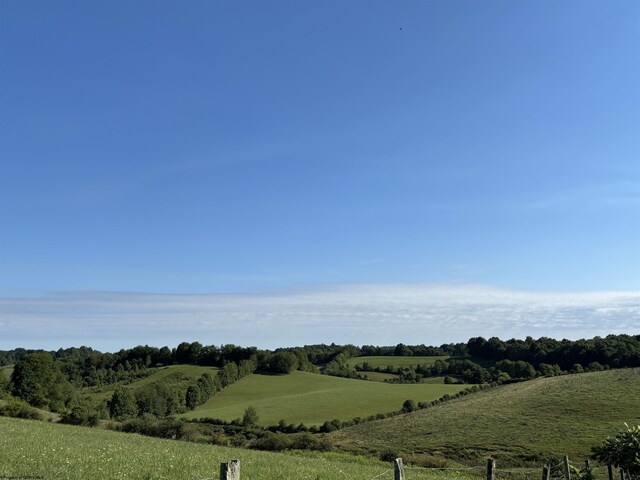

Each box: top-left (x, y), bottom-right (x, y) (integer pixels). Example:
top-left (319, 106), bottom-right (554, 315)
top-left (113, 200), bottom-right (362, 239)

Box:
top-left (357, 371), bottom-right (447, 384)
top-left (346, 356), bottom-right (449, 369)
top-left (332, 369), bottom-right (640, 464)
top-left (182, 371), bottom-right (469, 426)
top-left (0, 365), bottom-right (14, 382)
top-left (0, 416), bottom-right (477, 480)
top-left (83, 364), bottom-right (219, 402)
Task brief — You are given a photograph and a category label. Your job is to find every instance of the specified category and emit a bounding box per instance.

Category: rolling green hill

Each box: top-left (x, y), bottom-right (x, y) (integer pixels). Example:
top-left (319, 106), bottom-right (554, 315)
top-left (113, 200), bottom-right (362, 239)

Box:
top-left (182, 370), bottom-right (469, 426)
top-left (332, 369), bottom-right (640, 465)
top-left (346, 356), bottom-right (450, 369)
top-left (82, 364), bottom-right (219, 402)
top-left (0, 416), bottom-right (477, 480)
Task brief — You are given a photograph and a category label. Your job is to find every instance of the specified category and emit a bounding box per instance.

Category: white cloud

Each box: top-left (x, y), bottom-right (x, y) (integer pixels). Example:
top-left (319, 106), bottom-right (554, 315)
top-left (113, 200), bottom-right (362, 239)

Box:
top-left (0, 284), bottom-right (638, 351)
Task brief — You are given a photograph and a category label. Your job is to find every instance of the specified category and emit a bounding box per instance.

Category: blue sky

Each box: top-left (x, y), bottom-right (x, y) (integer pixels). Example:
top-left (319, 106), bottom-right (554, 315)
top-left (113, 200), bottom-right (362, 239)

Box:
top-left (1, 1), bottom-right (638, 350)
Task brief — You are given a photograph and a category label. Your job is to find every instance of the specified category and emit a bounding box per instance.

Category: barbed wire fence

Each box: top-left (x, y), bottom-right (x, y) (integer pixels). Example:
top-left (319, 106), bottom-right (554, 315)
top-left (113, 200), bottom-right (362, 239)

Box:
top-left (196, 456), bottom-right (635, 480)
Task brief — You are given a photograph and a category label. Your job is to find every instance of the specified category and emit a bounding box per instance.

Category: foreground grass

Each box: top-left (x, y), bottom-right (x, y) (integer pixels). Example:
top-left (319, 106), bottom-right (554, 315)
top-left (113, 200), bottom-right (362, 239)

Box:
top-left (332, 369), bottom-right (640, 464)
top-left (0, 416), bottom-right (478, 480)
top-left (183, 371), bottom-right (468, 425)
top-left (346, 356), bottom-right (449, 369)
top-left (83, 365), bottom-right (219, 402)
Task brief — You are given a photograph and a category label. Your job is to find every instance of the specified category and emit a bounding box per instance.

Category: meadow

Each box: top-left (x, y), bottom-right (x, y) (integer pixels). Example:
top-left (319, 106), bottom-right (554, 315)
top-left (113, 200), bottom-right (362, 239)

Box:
top-left (181, 370), bottom-right (468, 425)
top-left (0, 416), bottom-right (479, 480)
top-left (332, 369), bottom-right (640, 464)
top-left (0, 364), bottom-right (13, 381)
top-left (346, 356), bottom-right (449, 369)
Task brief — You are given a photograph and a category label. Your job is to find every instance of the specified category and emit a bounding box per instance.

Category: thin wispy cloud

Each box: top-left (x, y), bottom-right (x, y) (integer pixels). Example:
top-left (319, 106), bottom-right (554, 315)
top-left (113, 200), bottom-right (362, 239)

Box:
top-left (1, 284), bottom-right (638, 351)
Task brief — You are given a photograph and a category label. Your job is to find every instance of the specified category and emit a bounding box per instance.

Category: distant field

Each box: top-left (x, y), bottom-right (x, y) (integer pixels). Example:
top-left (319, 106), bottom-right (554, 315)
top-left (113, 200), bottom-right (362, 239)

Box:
top-left (358, 372), bottom-right (447, 384)
top-left (182, 371), bottom-right (469, 425)
top-left (332, 369), bottom-right (640, 464)
top-left (0, 365), bottom-right (14, 381)
top-left (83, 364), bottom-right (219, 402)
top-left (346, 356), bottom-right (449, 369)
top-left (0, 416), bottom-right (477, 480)
top-left (357, 371), bottom-right (399, 382)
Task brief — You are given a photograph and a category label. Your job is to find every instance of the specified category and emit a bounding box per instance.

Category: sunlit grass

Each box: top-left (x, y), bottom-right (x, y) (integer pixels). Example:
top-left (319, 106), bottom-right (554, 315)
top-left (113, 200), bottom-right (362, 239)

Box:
top-left (182, 371), bottom-right (468, 425)
top-left (332, 369), bottom-right (640, 464)
top-left (0, 416), bottom-right (478, 480)
top-left (345, 356), bottom-right (450, 369)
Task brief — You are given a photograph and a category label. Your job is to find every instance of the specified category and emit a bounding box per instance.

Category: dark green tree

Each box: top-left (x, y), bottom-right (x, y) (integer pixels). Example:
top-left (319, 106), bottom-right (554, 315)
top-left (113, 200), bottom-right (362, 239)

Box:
top-left (11, 352), bottom-right (75, 410)
top-left (109, 387), bottom-right (137, 420)
top-left (402, 399), bottom-right (416, 413)
top-left (394, 343), bottom-right (413, 356)
top-left (269, 351), bottom-right (298, 374)
top-left (185, 385), bottom-right (200, 410)
top-left (242, 405), bottom-right (259, 427)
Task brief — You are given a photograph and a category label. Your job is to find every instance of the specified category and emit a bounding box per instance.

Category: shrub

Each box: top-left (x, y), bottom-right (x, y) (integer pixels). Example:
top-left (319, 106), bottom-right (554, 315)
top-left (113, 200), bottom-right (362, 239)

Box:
top-left (379, 448), bottom-right (401, 462)
top-left (241, 406), bottom-right (259, 427)
top-left (0, 398), bottom-right (42, 420)
top-left (592, 424), bottom-right (640, 476)
top-left (250, 432), bottom-right (292, 451)
top-left (402, 399), bottom-right (416, 413)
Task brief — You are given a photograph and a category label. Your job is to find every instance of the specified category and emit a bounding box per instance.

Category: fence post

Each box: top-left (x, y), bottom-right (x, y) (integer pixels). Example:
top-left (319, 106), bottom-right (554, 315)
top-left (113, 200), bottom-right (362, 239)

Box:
top-left (394, 458), bottom-right (405, 480)
top-left (608, 465), bottom-right (613, 480)
top-left (584, 459), bottom-right (591, 473)
top-left (220, 460), bottom-right (240, 480)
top-left (619, 468), bottom-right (624, 480)
top-left (564, 455), bottom-right (571, 480)
top-left (541, 464), bottom-right (550, 480)
top-left (487, 458), bottom-right (495, 480)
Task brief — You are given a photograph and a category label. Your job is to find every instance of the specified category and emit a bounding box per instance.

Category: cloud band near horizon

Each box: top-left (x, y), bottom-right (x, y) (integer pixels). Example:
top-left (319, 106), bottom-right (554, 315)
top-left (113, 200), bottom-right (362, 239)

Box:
top-left (0, 283), bottom-right (638, 352)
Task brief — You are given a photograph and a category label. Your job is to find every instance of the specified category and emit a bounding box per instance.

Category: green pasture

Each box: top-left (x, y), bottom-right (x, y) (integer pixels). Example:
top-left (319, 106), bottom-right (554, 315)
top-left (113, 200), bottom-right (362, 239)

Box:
top-left (357, 371), bottom-right (399, 382)
top-left (346, 356), bottom-right (449, 369)
top-left (0, 416), bottom-right (478, 480)
top-left (0, 365), bottom-right (14, 381)
top-left (182, 371), bottom-right (468, 425)
top-left (332, 369), bottom-right (640, 465)
top-left (83, 364), bottom-right (219, 402)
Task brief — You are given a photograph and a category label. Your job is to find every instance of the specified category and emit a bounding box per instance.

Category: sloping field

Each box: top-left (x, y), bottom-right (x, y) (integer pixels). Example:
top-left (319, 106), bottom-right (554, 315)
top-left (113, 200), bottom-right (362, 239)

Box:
top-left (0, 365), bottom-right (13, 381)
top-left (346, 356), bottom-right (449, 369)
top-left (183, 371), bottom-right (469, 425)
top-left (0, 416), bottom-right (477, 480)
top-left (83, 364), bottom-right (219, 402)
top-left (332, 369), bottom-right (640, 464)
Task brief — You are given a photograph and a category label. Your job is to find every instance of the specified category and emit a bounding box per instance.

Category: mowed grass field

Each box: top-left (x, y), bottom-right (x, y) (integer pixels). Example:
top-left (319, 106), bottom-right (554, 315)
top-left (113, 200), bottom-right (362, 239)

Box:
top-left (0, 416), bottom-right (478, 480)
top-left (182, 371), bottom-right (469, 425)
top-left (346, 356), bottom-right (449, 369)
top-left (83, 365), bottom-right (219, 402)
top-left (332, 369), bottom-right (640, 464)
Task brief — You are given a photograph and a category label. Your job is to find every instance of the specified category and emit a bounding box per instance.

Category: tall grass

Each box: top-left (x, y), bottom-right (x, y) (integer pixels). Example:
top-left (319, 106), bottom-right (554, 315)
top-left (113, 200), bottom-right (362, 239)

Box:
top-left (0, 416), bottom-right (478, 480)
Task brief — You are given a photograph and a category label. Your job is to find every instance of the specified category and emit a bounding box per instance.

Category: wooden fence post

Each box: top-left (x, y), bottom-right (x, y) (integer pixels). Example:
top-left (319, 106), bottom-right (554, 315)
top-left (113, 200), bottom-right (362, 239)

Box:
top-left (220, 459), bottom-right (240, 480)
top-left (541, 464), bottom-right (550, 480)
top-left (619, 468), bottom-right (624, 480)
top-left (584, 459), bottom-right (591, 473)
top-left (487, 458), bottom-right (495, 480)
top-left (564, 455), bottom-right (571, 480)
top-left (394, 458), bottom-right (405, 480)
top-left (608, 465), bottom-right (613, 480)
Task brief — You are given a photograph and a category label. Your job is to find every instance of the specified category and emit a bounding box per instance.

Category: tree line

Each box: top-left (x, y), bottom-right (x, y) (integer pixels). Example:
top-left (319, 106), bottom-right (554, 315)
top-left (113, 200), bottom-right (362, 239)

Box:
top-left (2, 334), bottom-right (638, 421)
